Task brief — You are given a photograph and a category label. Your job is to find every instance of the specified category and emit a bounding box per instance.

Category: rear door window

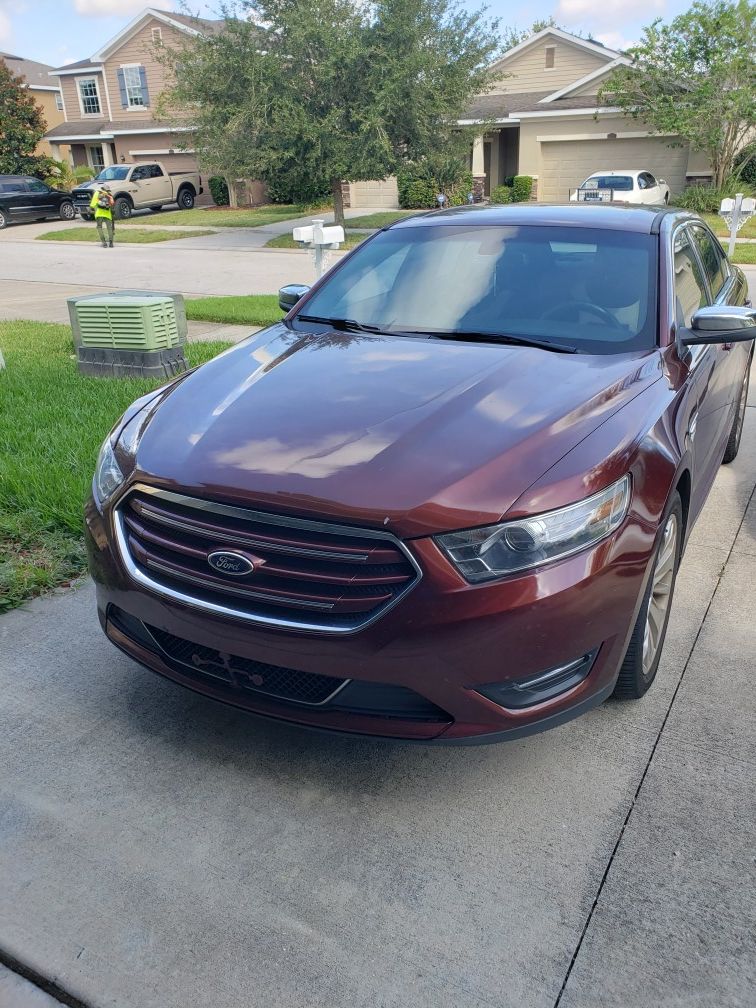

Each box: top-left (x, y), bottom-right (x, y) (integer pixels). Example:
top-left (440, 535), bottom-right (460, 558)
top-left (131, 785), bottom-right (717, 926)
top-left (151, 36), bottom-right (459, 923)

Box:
top-left (673, 228), bottom-right (709, 326)
top-left (689, 225), bottom-right (729, 298)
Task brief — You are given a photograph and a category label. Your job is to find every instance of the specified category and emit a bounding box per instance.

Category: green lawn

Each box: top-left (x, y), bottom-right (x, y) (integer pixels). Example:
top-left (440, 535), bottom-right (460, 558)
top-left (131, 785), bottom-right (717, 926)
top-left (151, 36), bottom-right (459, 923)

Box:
top-left (0, 321), bottom-right (230, 612)
top-left (731, 243), bottom-right (756, 265)
top-left (265, 231), bottom-right (366, 250)
top-left (342, 210), bottom-right (419, 228)
top-left (37, 227), bottom-right (213, 243)
top-left (123, 204), bottom-right (316, 228)
top-left (701, 212), bottom-right (756, 240)
top-left (186, 294), bottom-right (283, 326)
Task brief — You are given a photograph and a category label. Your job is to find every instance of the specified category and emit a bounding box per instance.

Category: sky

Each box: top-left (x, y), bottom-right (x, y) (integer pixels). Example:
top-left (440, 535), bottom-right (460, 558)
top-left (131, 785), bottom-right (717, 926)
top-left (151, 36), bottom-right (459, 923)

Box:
top-left (1, 0), bottom-right (695, 70)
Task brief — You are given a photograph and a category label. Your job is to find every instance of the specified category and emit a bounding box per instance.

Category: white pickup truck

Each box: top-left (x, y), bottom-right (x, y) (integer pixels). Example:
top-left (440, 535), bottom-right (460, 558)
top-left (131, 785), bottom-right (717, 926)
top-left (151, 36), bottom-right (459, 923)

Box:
top-left (72, 161), bottom-right (203, 220)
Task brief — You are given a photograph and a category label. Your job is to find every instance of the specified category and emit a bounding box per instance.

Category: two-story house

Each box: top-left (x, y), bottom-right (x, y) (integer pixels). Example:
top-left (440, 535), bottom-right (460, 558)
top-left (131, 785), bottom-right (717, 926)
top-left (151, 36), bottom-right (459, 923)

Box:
top-left (466, 27), bottom-right (712, 202)
top-left (43, 7), bottom-right (221, 175)
top-left (1, 51), bottom-right (68, 161)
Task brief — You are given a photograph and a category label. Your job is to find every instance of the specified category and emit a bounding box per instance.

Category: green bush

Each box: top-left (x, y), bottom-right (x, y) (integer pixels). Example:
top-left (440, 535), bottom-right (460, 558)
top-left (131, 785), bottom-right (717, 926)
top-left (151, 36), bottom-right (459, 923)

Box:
top-left (511, 175), bottom-right (533, 202)
top-left (734, 144), bottom-right (756, 187)
top-left (72, 166), bottom-right (94, 184)
top-left (208, 176), bottom-right (229, 206)
top-left (40, 157), bottom-right (75, 192)
top-left (398, 160), bottom-right (472, 209)
top-left (490, 185), bottom-right (512, 205)
top-left (402, 178), bottom-right (436, 208)
top-left (672, 181), bottom-right (755, 214)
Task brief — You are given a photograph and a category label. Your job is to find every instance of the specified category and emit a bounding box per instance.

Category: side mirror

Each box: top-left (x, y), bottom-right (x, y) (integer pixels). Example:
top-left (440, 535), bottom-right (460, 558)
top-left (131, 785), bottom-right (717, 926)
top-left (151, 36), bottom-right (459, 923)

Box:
top-left (680, 305), bottom-right (756, 346)
top-left (278, 284), bottom-right (310, 314)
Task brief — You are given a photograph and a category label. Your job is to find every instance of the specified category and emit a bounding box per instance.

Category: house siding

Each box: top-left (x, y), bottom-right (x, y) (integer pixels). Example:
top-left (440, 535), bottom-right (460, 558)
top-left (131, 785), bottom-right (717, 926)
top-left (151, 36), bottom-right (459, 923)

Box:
top-left (102, 19), bottom-right (190, 122)
top-left (113, 133), bottom-right (198, 172)
top-left (31, 89), bottom-right (69, 159)
top-left (60, 70), bottom-right (106, 123)
top-left (488, 40), bottom-right (608, 95)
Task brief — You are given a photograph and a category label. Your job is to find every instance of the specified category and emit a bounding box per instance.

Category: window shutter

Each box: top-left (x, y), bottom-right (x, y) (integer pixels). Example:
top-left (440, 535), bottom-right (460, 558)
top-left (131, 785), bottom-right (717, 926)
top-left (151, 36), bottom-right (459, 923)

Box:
top-left (139, 66), bottom-right (150, 107)
top-left (117, 68), bottom-right (128, 108)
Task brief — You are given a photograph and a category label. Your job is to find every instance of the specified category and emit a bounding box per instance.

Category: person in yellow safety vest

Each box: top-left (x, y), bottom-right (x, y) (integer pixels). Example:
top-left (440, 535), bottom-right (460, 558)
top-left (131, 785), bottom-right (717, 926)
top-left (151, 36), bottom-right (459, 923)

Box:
top-left (89, 184), bottom-right (115, 248)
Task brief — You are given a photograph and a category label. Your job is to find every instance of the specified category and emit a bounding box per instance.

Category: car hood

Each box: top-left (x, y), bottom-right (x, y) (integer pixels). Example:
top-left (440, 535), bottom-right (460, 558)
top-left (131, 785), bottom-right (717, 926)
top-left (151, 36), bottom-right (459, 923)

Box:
top-left (133, 325), bottom-right (662, 538)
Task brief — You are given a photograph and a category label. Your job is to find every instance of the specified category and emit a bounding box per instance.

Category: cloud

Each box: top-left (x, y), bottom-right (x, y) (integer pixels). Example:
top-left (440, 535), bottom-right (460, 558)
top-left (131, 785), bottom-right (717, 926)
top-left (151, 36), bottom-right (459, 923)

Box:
top-left (0, 0), bottom-right (25, 46)
top-left (556, 0), bottom-right (665, 30)
top-left (73, 0), bottom-right (161, 15)
top-left (594, 30), bottom-right (637, 51)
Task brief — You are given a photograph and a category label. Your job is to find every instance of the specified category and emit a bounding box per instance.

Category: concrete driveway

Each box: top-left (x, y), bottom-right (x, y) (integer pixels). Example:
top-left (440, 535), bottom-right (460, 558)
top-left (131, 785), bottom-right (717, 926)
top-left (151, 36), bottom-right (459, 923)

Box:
top-left (1, 370), bottom-right (754, 1007)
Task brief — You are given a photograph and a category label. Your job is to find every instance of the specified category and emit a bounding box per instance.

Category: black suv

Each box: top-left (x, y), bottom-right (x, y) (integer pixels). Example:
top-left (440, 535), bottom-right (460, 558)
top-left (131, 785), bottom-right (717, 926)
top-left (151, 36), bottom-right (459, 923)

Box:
top-left (0, 176), bottom-right (76, 229)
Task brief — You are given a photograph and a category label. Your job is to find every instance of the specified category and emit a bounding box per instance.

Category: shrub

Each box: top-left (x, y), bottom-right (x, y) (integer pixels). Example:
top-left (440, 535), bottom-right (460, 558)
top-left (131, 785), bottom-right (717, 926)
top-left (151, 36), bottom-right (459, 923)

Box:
top-left (72, 166), bottom-right (94, 184)
top-left (511, 175), bottom-right (533, 202)
top-left (40, 157), bottom-right (75, 192)
top-left (402, 179), bottom-right (436, 208)
top-left (734, 143), bottom-right (756, 187)
top-left (209, 176), bottom-right (230, 206)
top-left (490, 184), bottom-right (512, 205)
top-left (398, 159), bottom-right (471, 209)
top-left (672, 181), bottom-right (755, 214)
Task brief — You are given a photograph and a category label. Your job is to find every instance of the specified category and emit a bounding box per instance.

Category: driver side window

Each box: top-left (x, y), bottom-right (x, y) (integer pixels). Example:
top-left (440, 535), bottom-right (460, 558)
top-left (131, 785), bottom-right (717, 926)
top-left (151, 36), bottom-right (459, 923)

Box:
top-left (673, 228), bottom-right (708, 326)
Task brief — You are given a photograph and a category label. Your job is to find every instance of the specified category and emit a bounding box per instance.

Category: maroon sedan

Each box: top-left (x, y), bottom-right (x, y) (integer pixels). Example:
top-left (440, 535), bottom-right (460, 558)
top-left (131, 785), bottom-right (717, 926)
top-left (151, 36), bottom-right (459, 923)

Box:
top-left (86, 205), bottom-right (754, 743)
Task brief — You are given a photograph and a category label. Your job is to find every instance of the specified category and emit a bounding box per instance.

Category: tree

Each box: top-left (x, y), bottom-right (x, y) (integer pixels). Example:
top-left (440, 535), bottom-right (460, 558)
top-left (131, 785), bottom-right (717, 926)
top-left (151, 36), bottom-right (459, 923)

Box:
top-left (0, 60), bottom-right (47, 175)
top-left (500, 17), bottom-right (559, 52)
top-left (599, 1), bottom-right (756, 188)
top-left (162, 0), bottom-right (500, 222)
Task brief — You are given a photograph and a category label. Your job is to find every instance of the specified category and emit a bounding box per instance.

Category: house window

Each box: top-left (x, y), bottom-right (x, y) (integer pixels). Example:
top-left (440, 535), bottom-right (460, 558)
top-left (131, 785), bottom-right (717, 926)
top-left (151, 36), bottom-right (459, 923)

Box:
top-left (123, 65), bottom-right (145, 107)
top-left (152, 26), bottom-right (162, 44)
top-left (545, 46), bottom-right (555, 69)
top-left (78, 78), bottom-right (101, 115)
top-left (89, 145), bottom-right (106, 172)
top-left (55, 92), bottom-right (63, 111)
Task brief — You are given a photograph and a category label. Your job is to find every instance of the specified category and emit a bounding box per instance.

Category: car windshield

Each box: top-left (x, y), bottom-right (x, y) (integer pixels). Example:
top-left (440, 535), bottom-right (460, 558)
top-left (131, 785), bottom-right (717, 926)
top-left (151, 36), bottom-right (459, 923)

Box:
top-left (94, 166), bottom-right (129, 181)
top-left (294, 224), bottom-right (657, 354)
top-left (581, 176), bottom-right (634, 191)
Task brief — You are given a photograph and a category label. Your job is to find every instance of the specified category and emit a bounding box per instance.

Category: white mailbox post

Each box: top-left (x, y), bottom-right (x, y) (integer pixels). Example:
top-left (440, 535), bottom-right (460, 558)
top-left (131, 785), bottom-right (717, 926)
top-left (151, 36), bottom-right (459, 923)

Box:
top-left (719, 193), bottom-right (756, 258)
top-left (292, 218), bottom-right (345, 279)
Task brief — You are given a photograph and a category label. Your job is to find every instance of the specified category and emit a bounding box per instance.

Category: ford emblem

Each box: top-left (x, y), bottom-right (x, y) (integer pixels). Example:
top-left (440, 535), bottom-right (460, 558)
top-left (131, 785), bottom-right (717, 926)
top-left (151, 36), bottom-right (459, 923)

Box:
top-left (207, 551), bottom-right (257, 577)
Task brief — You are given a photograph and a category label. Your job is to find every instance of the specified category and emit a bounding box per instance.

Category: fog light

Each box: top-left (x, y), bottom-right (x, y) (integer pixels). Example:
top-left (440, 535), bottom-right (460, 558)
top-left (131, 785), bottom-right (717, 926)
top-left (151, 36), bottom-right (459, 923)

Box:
top-left (476, 650), bottom-right (598, 709)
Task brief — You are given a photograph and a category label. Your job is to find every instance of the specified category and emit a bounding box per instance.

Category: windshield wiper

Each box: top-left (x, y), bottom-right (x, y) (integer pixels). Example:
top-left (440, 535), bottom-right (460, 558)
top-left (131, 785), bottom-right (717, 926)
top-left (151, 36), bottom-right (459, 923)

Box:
top-left (400, 329), bottom-right (578, 353)
top-left (296, 314), bottom-right (387, 335)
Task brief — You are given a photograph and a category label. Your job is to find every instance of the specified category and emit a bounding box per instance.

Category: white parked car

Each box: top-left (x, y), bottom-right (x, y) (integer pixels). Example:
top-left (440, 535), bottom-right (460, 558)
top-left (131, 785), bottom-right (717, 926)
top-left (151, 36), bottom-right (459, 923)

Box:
top-left (571, 170), bottom-right (670, 205)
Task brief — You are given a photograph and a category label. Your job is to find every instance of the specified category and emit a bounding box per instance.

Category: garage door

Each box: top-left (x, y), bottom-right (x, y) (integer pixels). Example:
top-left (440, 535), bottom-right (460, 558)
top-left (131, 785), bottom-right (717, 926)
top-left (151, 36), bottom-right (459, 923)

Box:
top-left (348, 178), bottom-right (399, 209)
top-left (539, 138), bottom-right (689, 203)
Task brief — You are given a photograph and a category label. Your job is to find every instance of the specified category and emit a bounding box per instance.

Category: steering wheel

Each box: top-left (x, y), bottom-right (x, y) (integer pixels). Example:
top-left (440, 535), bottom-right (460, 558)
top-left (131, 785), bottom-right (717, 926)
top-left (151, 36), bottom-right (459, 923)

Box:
top-left (541, 300), bottom-right (623, 327)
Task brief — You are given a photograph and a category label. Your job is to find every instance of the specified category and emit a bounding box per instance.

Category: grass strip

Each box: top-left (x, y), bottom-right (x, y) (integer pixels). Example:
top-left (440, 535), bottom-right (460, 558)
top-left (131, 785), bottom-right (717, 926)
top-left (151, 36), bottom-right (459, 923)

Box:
top-left (37, 227), bottom-right (213, 243)
top-left (0, 321), bottom-right (229, 611)
top-left (185, 294), bottom-right (283, 326)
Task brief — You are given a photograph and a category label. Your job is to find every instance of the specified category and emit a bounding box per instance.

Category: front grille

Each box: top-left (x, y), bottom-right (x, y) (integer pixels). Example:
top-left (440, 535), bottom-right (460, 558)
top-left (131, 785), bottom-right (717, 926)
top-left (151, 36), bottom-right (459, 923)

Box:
top-left (146, 623), bottom-right (346, 705)
top-left (115, 486), bottom-right (421, 633)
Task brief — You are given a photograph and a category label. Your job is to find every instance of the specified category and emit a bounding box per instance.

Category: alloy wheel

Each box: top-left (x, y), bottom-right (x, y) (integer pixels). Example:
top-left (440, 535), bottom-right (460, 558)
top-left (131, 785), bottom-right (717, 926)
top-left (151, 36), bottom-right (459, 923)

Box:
top-left (642, 513), bottom-right (679, 677)
top-left (61, 202), bottom-right (75, 220)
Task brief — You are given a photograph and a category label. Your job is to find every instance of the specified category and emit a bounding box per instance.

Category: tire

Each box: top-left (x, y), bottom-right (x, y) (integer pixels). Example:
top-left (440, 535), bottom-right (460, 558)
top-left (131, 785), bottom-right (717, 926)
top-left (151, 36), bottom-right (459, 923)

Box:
top-left (0, 208), bottom-right (8, 229)
top-left (613, 491), bottom-right (683, 699)
top-left (722, 360), bottom-right (751, 464)
top-left (113, 197), bottom-right (132, 220)
top-left (59, 201), bottom-right (75, 221)
top-left (80, 211), bottom-right (93, 221)
top-left (177, 187), bottom-right (195, 210)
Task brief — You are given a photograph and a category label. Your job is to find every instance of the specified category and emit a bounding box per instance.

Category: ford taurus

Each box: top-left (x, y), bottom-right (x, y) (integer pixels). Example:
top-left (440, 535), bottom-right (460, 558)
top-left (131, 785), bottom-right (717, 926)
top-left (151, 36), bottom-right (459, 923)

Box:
top-left (86, 205), bottom-right (754, 743)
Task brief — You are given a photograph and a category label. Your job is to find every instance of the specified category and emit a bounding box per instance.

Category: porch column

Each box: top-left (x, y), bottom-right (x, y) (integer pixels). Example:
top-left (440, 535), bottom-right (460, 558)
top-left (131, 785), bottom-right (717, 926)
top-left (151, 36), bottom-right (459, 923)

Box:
top-left (101, 142), bottom-right (114, 167)
top-left (471, 134), bottom-right (486, 201)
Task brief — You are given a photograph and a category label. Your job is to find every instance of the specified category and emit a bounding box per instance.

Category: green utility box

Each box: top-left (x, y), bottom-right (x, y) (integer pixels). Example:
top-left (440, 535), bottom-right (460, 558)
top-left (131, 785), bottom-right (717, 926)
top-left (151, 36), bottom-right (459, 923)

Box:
top-left (67, 291), bottom-right (188, 378)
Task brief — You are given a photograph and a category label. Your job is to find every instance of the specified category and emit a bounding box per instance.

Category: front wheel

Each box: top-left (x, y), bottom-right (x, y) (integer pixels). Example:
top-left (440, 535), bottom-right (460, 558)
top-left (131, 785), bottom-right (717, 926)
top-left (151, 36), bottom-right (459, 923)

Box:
top-left (177, 188), bottom-right (195, 210)
top-left (722, 362), bottom-right (750, 464)
top-left (613, 491), bottom-right (683, 699)
top-left (114, 197), bottom-right (132, 220)
top-left (59, 200), bottom-right (75, 221)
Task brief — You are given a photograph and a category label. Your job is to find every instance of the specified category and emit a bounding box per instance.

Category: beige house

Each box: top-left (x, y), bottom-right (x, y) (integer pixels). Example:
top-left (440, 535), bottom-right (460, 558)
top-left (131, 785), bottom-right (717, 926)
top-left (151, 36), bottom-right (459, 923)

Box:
top-left (465, 27), bottom-right (712, 202)
top-left (43, 7), bottom-right (220, 174)
top-left (1, 51), bottom-right (68, 161)
top-left (347, 27), bottom-right (712, 209)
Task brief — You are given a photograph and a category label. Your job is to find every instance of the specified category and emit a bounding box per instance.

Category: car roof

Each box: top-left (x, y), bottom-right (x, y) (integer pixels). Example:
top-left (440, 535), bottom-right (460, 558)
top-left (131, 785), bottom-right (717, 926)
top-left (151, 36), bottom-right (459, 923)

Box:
top-left (584, 169), bottom-right (643, 176)
top-left (388, 203), bottom-right (685, 235)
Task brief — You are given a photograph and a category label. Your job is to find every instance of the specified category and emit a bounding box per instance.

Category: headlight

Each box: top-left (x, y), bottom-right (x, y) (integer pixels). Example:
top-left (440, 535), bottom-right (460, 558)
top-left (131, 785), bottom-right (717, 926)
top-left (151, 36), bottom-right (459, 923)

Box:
top-left (436, 475), bottom-right (631, 582)
top-left (92, 394), bottom-right (162, 509)
top-left (93, 436), bottom-right (124, 506)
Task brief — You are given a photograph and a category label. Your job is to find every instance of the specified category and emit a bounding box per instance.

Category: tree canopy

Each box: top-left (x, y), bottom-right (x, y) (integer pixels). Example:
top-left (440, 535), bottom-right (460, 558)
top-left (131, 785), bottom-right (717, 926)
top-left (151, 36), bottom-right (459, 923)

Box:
top-left (0, 60), bottom-right (47, 175)
top-left (161, 0), bottom-right (500, 220)
top-left (599, 0), bottom-right (756, 187)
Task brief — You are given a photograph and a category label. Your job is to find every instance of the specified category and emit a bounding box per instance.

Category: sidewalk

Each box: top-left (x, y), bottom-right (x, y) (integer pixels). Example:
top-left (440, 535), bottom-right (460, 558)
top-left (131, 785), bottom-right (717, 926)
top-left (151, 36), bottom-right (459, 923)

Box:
top-left (0, 372), bottom-right (753, 1007)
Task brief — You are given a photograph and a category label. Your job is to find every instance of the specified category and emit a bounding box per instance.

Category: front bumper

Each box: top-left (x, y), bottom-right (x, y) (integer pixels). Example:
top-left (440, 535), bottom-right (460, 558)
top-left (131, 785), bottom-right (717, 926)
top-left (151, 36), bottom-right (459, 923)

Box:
top-left (86, 494), bottom-right (657, 743)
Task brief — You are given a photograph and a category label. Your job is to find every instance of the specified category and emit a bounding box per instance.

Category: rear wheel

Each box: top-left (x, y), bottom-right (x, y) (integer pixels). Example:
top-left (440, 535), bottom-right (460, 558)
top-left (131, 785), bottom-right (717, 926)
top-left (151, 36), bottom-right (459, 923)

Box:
top-left (59, 200), bottom-right (75, 221)
top-left (0, 208), bottom-right (8, 229)
top-left (722, 362), bottom-right (750, 464)
top-left (114, 197), bottom-right (132, 220)
top-left (613, 491), bottom-right (683, 699)
top-left (177, 187), bottom-right (195, 210)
